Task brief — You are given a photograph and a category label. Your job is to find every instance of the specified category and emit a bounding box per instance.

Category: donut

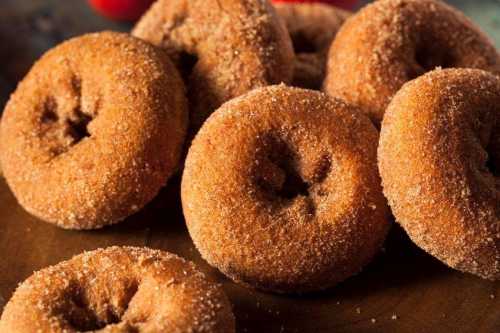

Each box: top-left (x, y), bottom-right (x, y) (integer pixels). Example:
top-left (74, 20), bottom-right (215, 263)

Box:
top-left (132, 0), bottom-right (294, 134)
top-left (0, 32), bottom-right (188, 229)
top-left (275, 2), bottom-right (350, 90)
top-left (378, 68), bottom-right (500, 280)
top-left (182, 85), bottom-right (390, 293)
top-left (323, 0), bottom-right (500, 125)
top-left (0, 246), bottom-right (235, 332)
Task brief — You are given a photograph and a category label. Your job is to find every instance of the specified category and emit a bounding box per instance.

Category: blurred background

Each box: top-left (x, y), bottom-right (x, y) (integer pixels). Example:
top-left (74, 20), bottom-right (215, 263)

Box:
top-left (0, 0), bottom-right (499, 110)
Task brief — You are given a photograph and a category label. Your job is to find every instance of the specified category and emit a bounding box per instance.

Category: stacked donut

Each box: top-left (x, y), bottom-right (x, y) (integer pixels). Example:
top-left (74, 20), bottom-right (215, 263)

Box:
top-left (1, 0), bottom-right (499, 331)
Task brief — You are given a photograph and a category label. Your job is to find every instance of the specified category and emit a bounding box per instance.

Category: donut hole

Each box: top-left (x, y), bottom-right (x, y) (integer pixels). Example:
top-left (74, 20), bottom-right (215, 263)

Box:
top-left (67, 290), bottom-right (114, 331)
top-left (412, 41), bottom-right (456, 78)
top-left (415, 48), bottom-right (452, 71)
top-left (485, 135), bottom-right (500, 178)
top-left (65, 107), bottom-right (92, 145)
top-left (64, 281), bottom-right (139, 331)
top-left (291, 31), bottom-right (317, 54)
top-left (64, 76), bottom-right (93, 145)
top-left (178, 51), bottom-right (198, 81)
top-left (41, 96), bottom-right (59, 123)
top-left (257, 136), bottom-right (310, 200)
top-left (39, 77), bottom-right (95, 155)
top-left (486, 156), bottom-right (498, 177)
top-left (255, 134), bottom-right (334, 203)
top-left (475, 118), bottom-right (500, 188)
top-left (277, 160), bottom-right (310, 199)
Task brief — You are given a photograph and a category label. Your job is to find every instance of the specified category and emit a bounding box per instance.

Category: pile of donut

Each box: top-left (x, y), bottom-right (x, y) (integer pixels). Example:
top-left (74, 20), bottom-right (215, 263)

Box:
top-left (1, 0), bottom-right (499, 331)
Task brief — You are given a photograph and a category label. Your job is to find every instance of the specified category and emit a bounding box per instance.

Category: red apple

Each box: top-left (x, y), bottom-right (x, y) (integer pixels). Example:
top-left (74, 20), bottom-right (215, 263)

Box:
top-left (272, 0), bottom-right (358, 10)
top-left (88, 0), bottom-right (155, 21)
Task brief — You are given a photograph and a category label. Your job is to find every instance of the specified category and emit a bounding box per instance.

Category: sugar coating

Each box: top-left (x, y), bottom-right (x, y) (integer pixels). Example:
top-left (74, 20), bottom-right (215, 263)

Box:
top-left (0, 246), bottom-right (235, 332)
top-left (275, 2), bottom-right (350, 90)
top-left (324, 0), bottom-right (500, 126)
top-left (0, 32), bottom-right (188, 229)
top-left (132, 0), bottom-right (295, 136)
top-left (182, 85), bottom-right (391, 294)
top-left (378, 68), bottom-right (500, 280)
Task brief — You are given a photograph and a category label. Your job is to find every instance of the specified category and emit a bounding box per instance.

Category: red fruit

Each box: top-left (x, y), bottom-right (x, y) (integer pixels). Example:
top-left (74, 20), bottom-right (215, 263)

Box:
top-left (88, 0), bottom-right (155, 21)
top-left (272, 0), bottom-right (358, 10)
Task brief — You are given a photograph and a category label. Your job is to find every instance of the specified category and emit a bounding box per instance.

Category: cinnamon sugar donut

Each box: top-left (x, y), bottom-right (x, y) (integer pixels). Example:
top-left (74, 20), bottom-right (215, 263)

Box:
top-left (378, 68), bottom-right (500, 280)
top-left (275, 2), bottom-right (350, 89)
top-left (0, 32), bottom-right (188, 229)
top-left (324, 0), bottom-right (500, 125)
top-left (132, 0), bottom-right (294, 134)
top-left (0, 246), bottom-right (235, 332)
top-left (182, 85), bottom-right (390, 293)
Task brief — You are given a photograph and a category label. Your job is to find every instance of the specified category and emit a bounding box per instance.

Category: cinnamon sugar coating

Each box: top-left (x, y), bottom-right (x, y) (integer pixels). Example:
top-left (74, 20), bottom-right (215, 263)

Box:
top-left (275, 2), bottom-right (350, 90)
top-left (324, 0), bottom-right (500, 125)
top-left (132, 0), bottom-right (294, 135)
top-left (379, 68), bottom-right (500, 280)
top-left (182, 85), bottom-right (390, 293)
top-left (0, 32), bottom-right (188, 229)
top-left (0, 246), bottom-right (235, 332)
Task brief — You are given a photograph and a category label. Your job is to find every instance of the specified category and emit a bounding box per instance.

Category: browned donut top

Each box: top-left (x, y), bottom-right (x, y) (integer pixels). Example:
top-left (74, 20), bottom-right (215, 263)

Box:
top-left (0, 247), bottom-right (235, 333)
top-left (324, 0), bottom-right (500, 125)
top-left (379, 68), bottom-right (500, 280)
top-left (132, 0), bottom-right (294, 133)
top-left (0, 31), bottom-right (188, 229)
top-left (275, 2), bottom-right (350, 89)
top-left (182, 85), bottom-right (390, 293)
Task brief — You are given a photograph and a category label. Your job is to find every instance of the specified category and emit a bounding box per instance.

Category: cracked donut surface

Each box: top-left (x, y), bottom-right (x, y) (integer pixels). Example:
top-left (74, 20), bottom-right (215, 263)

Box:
top-left (0, 246), bottom-right (235, 333)
top-left (0, 31), bottom-right (188, 229)
top-left (323, 0), bottom-right (500, 126)
top-left (132, 0), bottom-right (294, 135)
top-left (181, 85), bottom-right (390, 293)
top-left (378, 68), bottom-right (500, 280)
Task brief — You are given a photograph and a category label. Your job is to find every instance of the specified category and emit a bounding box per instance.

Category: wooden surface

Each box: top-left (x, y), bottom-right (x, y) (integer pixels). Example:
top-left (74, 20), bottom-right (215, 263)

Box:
top-left (0, 1), bottom-right (499, 332)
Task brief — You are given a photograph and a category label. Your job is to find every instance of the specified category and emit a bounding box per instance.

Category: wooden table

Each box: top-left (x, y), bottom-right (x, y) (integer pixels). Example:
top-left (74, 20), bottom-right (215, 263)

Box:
top-left (0, 1), bottom-right (499, 332)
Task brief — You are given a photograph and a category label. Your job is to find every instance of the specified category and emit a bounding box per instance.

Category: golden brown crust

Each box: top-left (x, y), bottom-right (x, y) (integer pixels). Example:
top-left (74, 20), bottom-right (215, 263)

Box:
top-left (0, 246), bottom-right (235, 332)
top-left (182, 85), bottom-right (390, 293)
top-left (0, 31), bottom-right (188, 229)
top-left (275, 2), bottom-right (350, 90)
top-left (324, 0), bottom-right (500, 125)
top-left (378, 68), bottom-right (500, 280)
top-left (132, 0), bottom-right (294, 134)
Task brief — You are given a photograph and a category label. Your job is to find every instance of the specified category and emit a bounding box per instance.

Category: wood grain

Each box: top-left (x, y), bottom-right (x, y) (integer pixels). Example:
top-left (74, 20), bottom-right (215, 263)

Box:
top-left (0, 177), bottom-right (498, 332)
top-left (0, 1), bottom-right (499, 332)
